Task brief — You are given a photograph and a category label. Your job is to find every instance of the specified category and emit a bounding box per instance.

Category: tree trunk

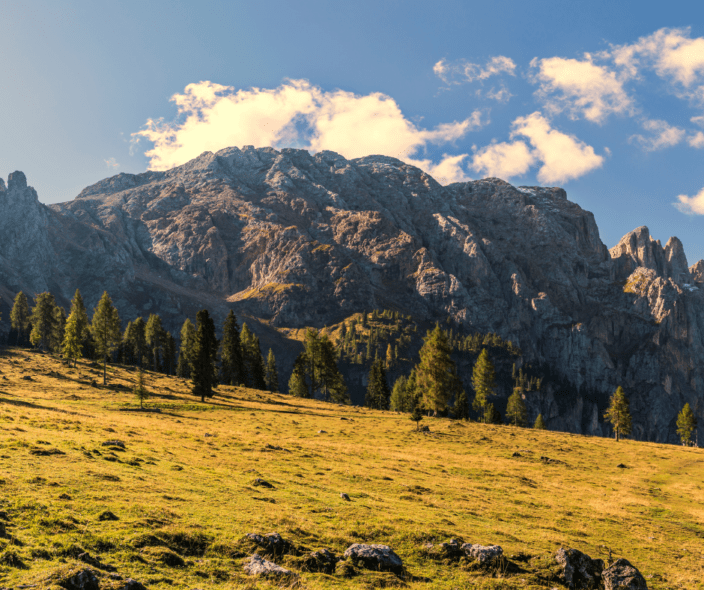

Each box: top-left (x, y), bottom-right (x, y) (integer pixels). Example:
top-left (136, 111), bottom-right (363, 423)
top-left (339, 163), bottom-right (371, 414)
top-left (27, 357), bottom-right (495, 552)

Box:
top-left (103, 355), bottom-right (107, 386)
top-left (616, 427), bottom-right (620, 442)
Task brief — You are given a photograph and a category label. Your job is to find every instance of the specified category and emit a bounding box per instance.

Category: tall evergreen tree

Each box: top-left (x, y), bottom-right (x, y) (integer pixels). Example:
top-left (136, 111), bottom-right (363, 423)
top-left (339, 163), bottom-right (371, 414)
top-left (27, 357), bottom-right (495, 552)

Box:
top-left (124, 317), bottom-right (148, 368)
top-left (163, 332), bottom-right (177, 375)
top-left (30, 292), bottom-right (58, 352)
top-left (191, 309), bottom-right (219, 402)
top-left (91, 291), bottom-right (121, 385)
top-left (506, 388), bottom-right (528, 426)
top-left (534, 414), bottom-right (547, 430)
top-left (472, 348), bottom-right (496, 422)
top-left (240, 324), bottom-right (266, 390)
top-left (414, 324), bottom-right (461, 416)
top-left (604, 386), bottom-right (632, 441)
top-left (317, 334), bottom-right (348, 403)
top-left (52, 305), bottom-right (66, 353)
top-left (265, 349), bottom-right (279, 393)
top-left (145, 314), bottom-right (166, 372)
top-left (68, 289), bottom-right (90, 356)
top-left (177, 318), bottom-right (197, 378)
top-left (390, 375), bottom-right (410, 412)
top-left (220, 311), bottom-right (245, 385)
top-left (366, 359), bottom-right (391, 410)
top-left (676, 403), bottom-right (697, 446)
top-left (288, 353), bottom-right (309, 397)
top-left (10, 292), bottom-right (31, 346)
top-left (454, 387), bottom-right (470, 421)
top-left (62, 305), bottom-right (84, 367)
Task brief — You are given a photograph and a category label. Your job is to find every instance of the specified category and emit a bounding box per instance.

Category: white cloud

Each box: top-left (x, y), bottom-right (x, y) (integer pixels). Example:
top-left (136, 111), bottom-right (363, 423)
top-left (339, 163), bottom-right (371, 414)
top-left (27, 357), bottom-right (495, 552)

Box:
top-left (104, 157), bottom-right (119, 169)
top-left (408, 153), bottom-right (471, 184)
top-left (674, 187), bottom-right (704, 215)
top-left (689, 131), bottom-right (704, 148)
top-left (471, 140), bottom-right (535, 179)
top-left (434, 56), bottom-right (516, 85)
top-left (511, 112), bottom-right (604, 184)
top-left (483, 85), bottom-right (513, 103)
top-left (691, 115), bottom-right (704, 128)
top-left (629, 119), bottom-right (685, 151)
top-left (133, 80), bottom-right (483, 182)
top-left (530, 55), bottom-right (632, 123)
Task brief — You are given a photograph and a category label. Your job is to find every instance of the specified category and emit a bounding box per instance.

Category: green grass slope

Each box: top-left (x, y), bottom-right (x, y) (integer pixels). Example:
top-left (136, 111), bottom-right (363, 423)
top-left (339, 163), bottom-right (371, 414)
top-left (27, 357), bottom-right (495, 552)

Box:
top-left (0, 349), bottom-right (702, 589)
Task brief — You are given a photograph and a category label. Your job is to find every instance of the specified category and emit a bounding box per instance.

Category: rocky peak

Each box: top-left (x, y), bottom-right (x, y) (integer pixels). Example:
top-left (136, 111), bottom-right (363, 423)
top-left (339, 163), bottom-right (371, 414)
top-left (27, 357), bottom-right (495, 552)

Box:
top-left (610, 226), bottom-right (690, 283)
top-left (690, 259), bottom-right (704, 284)
top-left (8, 171), bottom-right (27, 191)
top-left (664, 236), bottom-right (691, 283)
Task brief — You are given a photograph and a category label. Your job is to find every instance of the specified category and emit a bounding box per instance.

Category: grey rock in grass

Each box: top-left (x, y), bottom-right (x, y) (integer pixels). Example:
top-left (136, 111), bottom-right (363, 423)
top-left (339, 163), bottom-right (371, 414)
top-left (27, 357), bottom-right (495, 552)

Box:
top-left (252, 478), bottom-right (274, 488)
top-left (436, 539), bottom-right (464, 560)
top-left (304, 548), bottom-right (339, 574)
top-left (102, 440), bottom-right (125, 448)
top-left (244, 553), bottom-right (296, 577)
top-left (59, 568), bottom-right (100, 590)
top-left (343, 543), bottom-right (404, 574)
top-left (340, 493), bottom-right (351, 501)
top-left (246, 532), bottom-right (295, 556)
top-left (118, 581), bottom-right (148, 590)
top-left (555, 547), bottom-right (605, 589)
top-left (603, 558), bottom-right (648, 590)
top-left (461, 543), bottom-right (503, 564)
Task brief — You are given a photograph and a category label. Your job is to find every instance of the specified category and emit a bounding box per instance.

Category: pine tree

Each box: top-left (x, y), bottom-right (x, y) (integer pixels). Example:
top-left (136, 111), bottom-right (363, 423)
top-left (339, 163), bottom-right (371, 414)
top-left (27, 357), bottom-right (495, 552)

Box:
top-left (145, 314), bottom-right (166, 372)
top-left (124, 317), bottom-right (148, 368)
top-left (30, 292), bottom-right (58, 352)
top-left (366, 359), bottom-right (390, 410)
top-left (454, 387), bottom-right (470, 421)
top-left (317, 334), bottom-right (348, 403)
top-left (534, 414), bottom-right (547, 430)
top-left (390, 375), bottom-right (408, 412)
top-left (62, 306), bottom-right (83, 367)
top-left (191, 309), bottom-right (219, 402)
top-left (484, 402), bottom-right (502, 424)
top-left (68, 289), bottom-right (90, 356)
top-left (414, 324), bottom-right (460, 415)
top-left (90, 291), bottom-right (121, 386)
top-left (676, 403), bottom-right (697, 446)
top-left (604, 386), bottom-right (632, 441)
top-left (10, 291), bottom-right (31, 346)
top-left (506, 388), bottom-right (528, 426)
top-left (288, 353), bottom-right (309, 397)
top-left (411, 404), bottom-right (424, 431)
top-left (265, 349), bottom-right (279, 392)
top-left (472, 348), bottom-right (496, 422)
top-left (52, 305), bottom-right (67, 353)
top-left (163, 332), bottom-right (177, 375)
top-left (177, 318), bottom-right (196, 378)
top-left (220, 311), bottom-right (245, 385)
top-left (134, 368), bottom-right (148, 408)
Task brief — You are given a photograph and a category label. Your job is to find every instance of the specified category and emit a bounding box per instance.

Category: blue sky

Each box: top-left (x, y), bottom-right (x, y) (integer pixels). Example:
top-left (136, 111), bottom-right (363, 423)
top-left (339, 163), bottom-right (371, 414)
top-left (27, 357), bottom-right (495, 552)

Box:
top-left (3, 1), bottom-right (704, 262)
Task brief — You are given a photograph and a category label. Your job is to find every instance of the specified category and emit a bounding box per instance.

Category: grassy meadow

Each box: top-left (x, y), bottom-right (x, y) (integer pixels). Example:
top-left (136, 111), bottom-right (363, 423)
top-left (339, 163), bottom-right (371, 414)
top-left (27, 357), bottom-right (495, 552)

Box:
top-left (0, 348), bottom-right (702, 589)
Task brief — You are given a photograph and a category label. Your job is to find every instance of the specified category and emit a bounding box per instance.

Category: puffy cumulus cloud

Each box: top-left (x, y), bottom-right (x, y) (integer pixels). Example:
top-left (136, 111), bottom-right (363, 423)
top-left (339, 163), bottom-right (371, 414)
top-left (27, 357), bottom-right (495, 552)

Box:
top-left (612, 28), bottom-right (704, 101)
top-left (407, 154), bottom-right (471, 184)
top-left (688, 131), bottom-right (704, 148)
top-left (471, 140), bottom-right (536, 179)
top-left (629, 119), bottom-right (685, 151)
top-left (471, 112), bottom-right (603, 184)
top-left (530, 55), bottom-right (632, 123)
top-left (512, 112), bottom-right (604, 184)
top-left (434, 56), bottom-right (516, 85)
top-left (674, 187), bottom-right (704, 215)
top-left (133, 80), bottom-right (483, 182)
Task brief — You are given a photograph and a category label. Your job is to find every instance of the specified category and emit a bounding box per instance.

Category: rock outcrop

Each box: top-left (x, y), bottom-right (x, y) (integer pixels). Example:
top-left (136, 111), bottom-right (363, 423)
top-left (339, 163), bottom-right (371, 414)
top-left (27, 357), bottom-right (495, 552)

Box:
top-left (1, 145), bottom-right (704, 442)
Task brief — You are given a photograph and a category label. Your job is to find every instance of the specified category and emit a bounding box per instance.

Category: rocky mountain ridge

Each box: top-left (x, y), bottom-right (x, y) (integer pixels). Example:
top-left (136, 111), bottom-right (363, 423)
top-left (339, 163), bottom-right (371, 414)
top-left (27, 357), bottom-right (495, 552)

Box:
top-left (1, 145), bottom-right (703, 443)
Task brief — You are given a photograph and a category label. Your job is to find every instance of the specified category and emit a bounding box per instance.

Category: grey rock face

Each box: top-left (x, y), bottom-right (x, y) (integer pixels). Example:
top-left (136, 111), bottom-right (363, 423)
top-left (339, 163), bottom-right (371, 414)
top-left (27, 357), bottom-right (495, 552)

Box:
top-left (461, 543), bottom-right (503, 564)
top-left (243, 553), bottom-right (295, 577)
top-left (2, 147), bottom-right (704, 442)
top-left (343, 543), bottom-right (404, 573)
top-left (555, 547), bottom-right (604, 589)
top-left (603, 558), bottom-right (648, 590)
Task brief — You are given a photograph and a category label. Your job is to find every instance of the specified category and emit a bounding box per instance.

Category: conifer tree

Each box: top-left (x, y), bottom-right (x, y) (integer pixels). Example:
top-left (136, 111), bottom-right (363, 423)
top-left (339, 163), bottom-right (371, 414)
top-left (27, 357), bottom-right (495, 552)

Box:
top-left (191, 309), bottom-right (219, 402)
top-left (411, 404), bottom-right (424, 431)
top-left (366, 359), bottom-right (390, 410)
top-left (385, 343), bottom-right (394, 369)
top-left (91, 291), bottom-right (121, 385)
top-left (10, 291), bottom-right (31, 346)
top-left (163, 332), bottom-right (177, 375)
top-left (604, 386), bottom-right (632, 441)
top-left (52, 305), bottom-right (66, 353)
top-left (177, 318), bottom-right (196, 378)
top-left (220, 311), bottom-right (245, 385)
top-left (390, 375), bottom-right (409, 412)
top-left (62, 305), bottom-right (84, 367)
top-left (534, 413), bottom-right (547, 430)
top-left (145, 314), bottom-right (166, 372)
top-left (124, 317), bottom-right (148, 368)
top-left (414, 324), bottom-right (460, 415)
top-left (472, 348), bottom-right (496, 421)
top-left (317, 334), bottom-right (348, 403)
top-left (30, 292), bottom-right (58, 352)
top-left (288, 353), bottom-right (309, 397)
top-left (454, 386), bottom-right (470, 421)
top-left (676, 403), bottom-right (697, 446)
top-left (134, 368), bottom-right (148, 408)
top-left (506, 388), bottom-right (528, 426)
top-left (484, 402), bottom-right (502, 424)
top-left (265, 349), bottom-right (279, 393)
top-left (68, 289), bottom-right (90, 354)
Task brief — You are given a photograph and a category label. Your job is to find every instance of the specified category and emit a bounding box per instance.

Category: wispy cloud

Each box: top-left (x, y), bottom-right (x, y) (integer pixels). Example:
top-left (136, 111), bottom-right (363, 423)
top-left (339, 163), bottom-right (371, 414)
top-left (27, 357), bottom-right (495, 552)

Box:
top-left (629, 119), bottom-right (685, 151)
top-left (104, 157), bottom-right (119, 169)
top-left (133, 79), bottom-right (484, 183)
top-left (688, 131), bottom-right (704, 148)
top-left (434, 56), bottom-right (516, 85)
top-left (674, 187), bottom-right (704, 215)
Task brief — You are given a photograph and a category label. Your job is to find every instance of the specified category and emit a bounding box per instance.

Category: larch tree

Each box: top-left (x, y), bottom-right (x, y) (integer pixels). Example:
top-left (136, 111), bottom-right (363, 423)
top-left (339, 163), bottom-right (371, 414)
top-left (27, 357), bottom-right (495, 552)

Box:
top-left (604, 386), bottom-right (632, 442)
top-left (220, 311), bottom-right (245, 385)
top-left (134, 368), bottom-right (149, 409)
top-left (10, 291), bottom-right (31, 346)
top-left (68, 289), bottom-right (90, 355)
top-left (145, 314), bottom-right (166, 372)
top-left (390, 375), bottom-right (409, 412)
top-left (91, 291), bottom-right (121, 385)
top-left (316, 334), bottom-right (348, 403)
top-left (534, 413), bottom-right (547, 430)
top-left (676, 403), bottom-right (697, 446)
top-left (30, 292), bottom-right (58, 352)
top-left (288, 354), bottom-right (309, 397)
top-left (265, 349), bottom-right (279, 393)
top-left (52, 305), bottom-right (66, 353)
top-left (191, 309), bottom-right (219, 402)
top-left (177, 318), bottom-right (196, 378)
top-left (414, 324), bottom-right (461, 416)
top-left (472, 348), bottom-right (496, 422)
top-left (124, 317), bottom-right (148, 368)
top-left (506, 388), bottom-right (528, 426)
top-left (62, 302), bottom-right (85, 367)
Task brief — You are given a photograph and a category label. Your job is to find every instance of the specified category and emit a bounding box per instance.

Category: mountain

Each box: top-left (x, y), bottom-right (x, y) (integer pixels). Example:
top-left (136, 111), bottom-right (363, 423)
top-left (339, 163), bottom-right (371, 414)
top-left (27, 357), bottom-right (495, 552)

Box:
top-left (1, 146), bottom-right (703, 443)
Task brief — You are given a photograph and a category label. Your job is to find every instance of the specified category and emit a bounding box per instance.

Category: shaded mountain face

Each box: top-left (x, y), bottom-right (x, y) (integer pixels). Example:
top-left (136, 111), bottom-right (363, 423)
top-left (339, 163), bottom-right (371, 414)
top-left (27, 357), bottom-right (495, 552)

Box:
top-left (1, 145), bottom-right (703, 443)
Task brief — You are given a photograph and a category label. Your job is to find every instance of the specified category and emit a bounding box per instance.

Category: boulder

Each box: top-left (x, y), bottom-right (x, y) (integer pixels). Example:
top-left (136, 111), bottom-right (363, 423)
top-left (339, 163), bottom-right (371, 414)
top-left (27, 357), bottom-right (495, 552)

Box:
top-left (58, 568), bottom-right (100, 590)
top-left (343, 543), bottom-right (404, 574)
top-left (461, 543), bottom-right (503, 564)
top-left (340, 493), bottom-right (351, 501)
top-left (555, 547), bottom-right (605, 589)
top-left (603, 558), bottom-right (648, 590)
top-left (245, 532), bottom-right (295, 556)
top-left (303, 548), bottom-right (338, 573)
top-left (244, 553), bottom-right (296, 577)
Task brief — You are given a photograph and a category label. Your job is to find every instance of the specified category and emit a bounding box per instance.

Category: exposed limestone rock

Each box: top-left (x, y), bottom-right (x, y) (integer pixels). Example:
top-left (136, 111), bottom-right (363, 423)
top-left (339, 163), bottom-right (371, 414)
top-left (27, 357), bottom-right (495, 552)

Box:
top-left (343, 543), bottom-right (404, 573)
top-left (554, 547), bottom-right (604, 589)
top-left (461, 543), bottom-right (503, 564)
top-left (244, 553), bottom-right (296, 577)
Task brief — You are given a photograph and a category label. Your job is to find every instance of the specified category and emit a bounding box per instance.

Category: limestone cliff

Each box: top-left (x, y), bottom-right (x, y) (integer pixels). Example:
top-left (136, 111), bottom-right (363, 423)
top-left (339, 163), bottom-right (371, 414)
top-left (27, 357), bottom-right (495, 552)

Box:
top-left (1, 146), bottom-right (703, 443)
